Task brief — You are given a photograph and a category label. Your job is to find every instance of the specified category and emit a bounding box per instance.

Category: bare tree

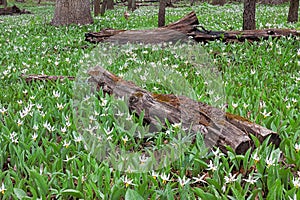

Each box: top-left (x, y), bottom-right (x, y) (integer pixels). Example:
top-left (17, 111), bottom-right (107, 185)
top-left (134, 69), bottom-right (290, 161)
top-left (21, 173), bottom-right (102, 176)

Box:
top-left (94, 0), bottom-right (101, 16)
top-left (51, 0), bottom-right (93, 26)
top-left (243, 0), bottom-right (256, 30)
top-left (158, 0), bottom-right (166, 27)
top-left (288, 0), bottom-right (299, 22)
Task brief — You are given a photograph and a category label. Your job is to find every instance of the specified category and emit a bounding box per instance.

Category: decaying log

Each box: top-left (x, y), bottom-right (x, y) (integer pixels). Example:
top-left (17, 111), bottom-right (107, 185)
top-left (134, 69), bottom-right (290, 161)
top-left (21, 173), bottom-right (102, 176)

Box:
top-left (87, 66), bottom-right (281, 154)
top-left (85, 11), bottom-right (199, 44)
top-left (0, 5), bottom-right (31, 15)
top-left (21, 74), bottom-right (75, 82)
top-left (85, 11), bottom-right (300, 44)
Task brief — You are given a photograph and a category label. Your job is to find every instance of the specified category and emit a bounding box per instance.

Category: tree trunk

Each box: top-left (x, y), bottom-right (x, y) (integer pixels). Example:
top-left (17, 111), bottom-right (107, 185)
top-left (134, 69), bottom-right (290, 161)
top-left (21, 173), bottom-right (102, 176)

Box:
top-left (132, 0), bottom-right (136, 11)
top-left (101, 0), bottom-right (107, 15)
top-left (1, 0), bottom-right (7, 8)
top-left (158, 0), bottom-right (166, 27)
top-left (128, 0), bottom-right (132, 10)
top-left (107, 0), bottom-right (114, 9)
top-left (288, 0), bottom-right (299, 23)
top-left (243, 0), bottom-right (256, 30)
top-left (94, 0), bottom-right (101, 16)
top-left (51, 0), bottom-right (93, 26)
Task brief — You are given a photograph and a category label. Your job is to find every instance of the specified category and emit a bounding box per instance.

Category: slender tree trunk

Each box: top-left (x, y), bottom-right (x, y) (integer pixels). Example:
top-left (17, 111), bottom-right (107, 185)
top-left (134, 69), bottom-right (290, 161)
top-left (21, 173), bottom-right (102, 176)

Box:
top-left (2, 0), bottom-right (7, 8)
top-left (243, 0), bottom-right (256, 30)
top-left (288, 0), bottom-right (299, 23)
top-left (132, 0), bottom-right (136, 11)
top-left (158, 0), bottom-right (166, 27)
top-left (128, 0), bottom-right (132, 10)
top-left (94, 0), bottom-right (100, 16)
top-left (51, 0), bottom-right (93, 26)
top-left (107, 0), bottom-right (114, 9)
top-left (100, 0), bottom-right (107, 15)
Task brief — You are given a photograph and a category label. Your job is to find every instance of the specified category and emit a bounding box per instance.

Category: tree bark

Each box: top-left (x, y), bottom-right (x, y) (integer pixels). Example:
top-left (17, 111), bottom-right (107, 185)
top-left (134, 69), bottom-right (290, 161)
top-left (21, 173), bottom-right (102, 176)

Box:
top-left (128, 0), bottom-right (132, 10)
top-left (243, 0), bottom-right (256, 30)
top-left (101, 0), bottom-right (107, 15)
top-left (107, 0), bottom-right (114, 9)
top-left (94, 0), bottom-right (101, 16)
top-left (288, 0), bottom-right (299, 23)
top-left (158, 0), bottom-right (166, 27)
top-left (51, 0), bottom-right (93, 26)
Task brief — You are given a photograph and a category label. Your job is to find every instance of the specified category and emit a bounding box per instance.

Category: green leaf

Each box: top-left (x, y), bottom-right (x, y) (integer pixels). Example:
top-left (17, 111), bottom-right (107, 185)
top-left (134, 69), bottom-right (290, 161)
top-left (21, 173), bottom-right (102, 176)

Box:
top-left (125, 189), bottom-right (144, 200)
top-left (14, 188), bottom-right (28, 200)
top-left (29, 170), bottom-right (48, 197)
top-left (61, 189), bottom-right (84, 198)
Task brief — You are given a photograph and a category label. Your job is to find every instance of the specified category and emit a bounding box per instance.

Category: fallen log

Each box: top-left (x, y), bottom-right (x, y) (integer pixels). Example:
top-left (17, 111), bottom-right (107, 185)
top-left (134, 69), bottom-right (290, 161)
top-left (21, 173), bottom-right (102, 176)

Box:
top-left (0, 5), bottom-right (31, 15)
top-left (87, 66), bottom-right (280, 154)
top-left (21, 70), bottom-right (281, 154)
top-left (21, 74), bottom-right (75, 82)
top-left (85, 11), bottom-right (300, 44)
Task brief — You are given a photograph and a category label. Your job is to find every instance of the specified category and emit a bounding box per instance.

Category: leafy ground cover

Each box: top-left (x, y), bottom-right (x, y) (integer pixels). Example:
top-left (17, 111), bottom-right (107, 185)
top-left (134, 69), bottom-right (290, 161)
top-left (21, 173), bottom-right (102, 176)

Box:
top-left (0, 2), bottom-right (299, 199)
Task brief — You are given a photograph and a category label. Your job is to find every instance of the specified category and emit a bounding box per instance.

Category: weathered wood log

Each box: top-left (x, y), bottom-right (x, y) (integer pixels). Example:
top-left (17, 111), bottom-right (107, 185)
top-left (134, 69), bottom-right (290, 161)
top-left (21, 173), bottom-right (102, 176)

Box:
top-left (87, 66), bottom-right (281, 154)
top-left (20, 70), bottom-right (281, 153)
top-left (192, 28), bottom-right (300, 43)
top-left (21, 74), bottom-right (75, 82)
top-left (0, 5), bottom-right (31, 15)
top-left (85, 11), bottom-right (300, 44)
top-left (85, 11), bottom-right (199, 44)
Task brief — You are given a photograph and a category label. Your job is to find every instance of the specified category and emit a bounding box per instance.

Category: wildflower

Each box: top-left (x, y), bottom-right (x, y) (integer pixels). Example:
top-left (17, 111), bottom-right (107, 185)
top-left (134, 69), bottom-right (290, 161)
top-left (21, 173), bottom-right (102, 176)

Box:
top-left (17, 100), bottom-right (23, 105)
top-left (61, 127), bottom-right (67, 133)
top-left (212, 148), bottom-right (224, 158)
top-left (56, 103), bottom-right (65, 110)
top-left (178, 176), bottom-right (190, 187)
top-left (243, 103), bottom-right (249, 109)
top-left (243, 174), bottom-right (259, 185)
top-left (126, 114), bottom-right (132, 121)
top-left (89, 115), bottom-right (97, 123)
top-left (63, 140), bottom-right (71, 148)
top-left (224, 173), bottom-right (237, 184)
top-left (35, 104), bottom-right (42, 110)
top-left (32, 133), bottom-right (38, 141)
top-left (261, 110), bottom-right (271, 118)
top-left (292, 143), bottom-right (300, 153)
top-left (139, 154), bottom-right (149, 164)
top-left (12, 137), bottom-right (19, 144)
top-left (53, 90), bottom-right (60, 98)
top-left (122, 135), bottom-right (128, 144)
top-left (17, 119), bottom-right (23, 127)
top-left (192, 174), bottom-right (207, 184)
top-left (266, 157), bottom-right (275, 168)
top-left (207, 160), bottom-right (217, 172)
top-left (122, 176), bottom-right (136, 188)
top-left (0, 107), bottom-right (7, 115)
top-left (66, 121), bottom-right (71, 127)
top-left (160, 173), bottom-right (170, 184)
top-left (293, 177), bottom-right (300, 188)
top-left (151, 170), bottom-right (159, 179)
top-left (43, 121), bottom-right (50, 129)
top-left (74, 135), bottom-right (83, 143)
top-left (232, 102), bottom-right (238, 109)
top-left (252, 152), bottom-right (260, 163)
top-left (250, 69), bottom-right (256, 75)
top-left (0, 183), bottom-right (6, 194)
top-left (33, 124), bottom-right (38, 131)
top-left (172, 122), bottom-right (182, 129)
